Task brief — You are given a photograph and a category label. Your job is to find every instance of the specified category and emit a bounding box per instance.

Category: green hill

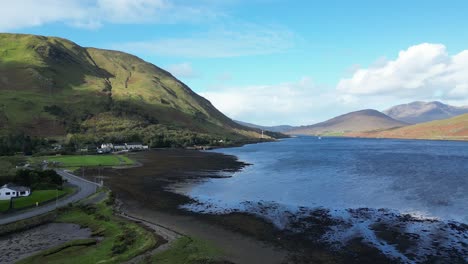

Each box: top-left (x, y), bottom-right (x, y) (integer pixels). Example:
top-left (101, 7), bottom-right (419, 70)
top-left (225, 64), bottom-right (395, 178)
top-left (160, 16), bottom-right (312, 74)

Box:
top-left (347, 113), bottom-right (468, 141)
top-left (287, 109), bottom-right (407, 135)
top-left (0, 33), bottom-right (269, 150)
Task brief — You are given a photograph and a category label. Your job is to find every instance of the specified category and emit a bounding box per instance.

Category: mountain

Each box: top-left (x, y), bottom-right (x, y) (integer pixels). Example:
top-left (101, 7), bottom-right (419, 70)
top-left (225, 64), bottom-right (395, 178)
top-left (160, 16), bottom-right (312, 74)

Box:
top-left (347, 113), bottom-right (468, 141)
top-left (384, 101), bottom-right (468, 124)
top-left (287, 109), bottom-right (407, 135)
top-left (0, 33), bottom-right (267, 145)
top-left (235, 120), bottom-right (296, 133)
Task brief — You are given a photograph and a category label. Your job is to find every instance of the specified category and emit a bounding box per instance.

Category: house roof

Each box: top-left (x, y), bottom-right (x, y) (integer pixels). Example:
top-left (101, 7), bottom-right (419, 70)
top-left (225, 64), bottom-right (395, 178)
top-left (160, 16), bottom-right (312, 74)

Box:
top-left (1, 183), bottom-right (30, 192)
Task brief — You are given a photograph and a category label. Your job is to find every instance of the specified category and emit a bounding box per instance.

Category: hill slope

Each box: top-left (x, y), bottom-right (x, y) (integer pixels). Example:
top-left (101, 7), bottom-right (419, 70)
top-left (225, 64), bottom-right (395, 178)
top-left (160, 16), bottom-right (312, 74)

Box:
top-left (287, 109), bottom-right (407, 135)
top-left (384, 101), bottom-right (468, 124)
top-left (235, 120), bottom-right (295, 133)
top-left (0, 33), bottom-right (265, 146)
top-left (348, 113), bottom-right (468, 141)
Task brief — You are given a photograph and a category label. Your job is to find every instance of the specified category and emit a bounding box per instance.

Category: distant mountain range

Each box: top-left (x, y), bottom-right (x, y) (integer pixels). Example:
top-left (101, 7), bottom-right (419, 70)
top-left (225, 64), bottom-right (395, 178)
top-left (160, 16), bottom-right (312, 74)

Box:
top-left (384, 101), bottom-right (468, 124)
top-left (348, 113), bottom-right (468, 141)
top-left (287, 109), bottom-right (407, 135)
top-left (238, 101), bottom-right (468, 139)
top-left (234, 120), bottom-right (296, 133)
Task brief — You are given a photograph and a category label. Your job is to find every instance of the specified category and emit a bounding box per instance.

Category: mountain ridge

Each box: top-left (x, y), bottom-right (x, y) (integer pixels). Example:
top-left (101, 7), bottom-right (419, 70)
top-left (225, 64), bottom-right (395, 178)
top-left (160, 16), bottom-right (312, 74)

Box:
top-left (287, 109), bottom-right (407, 135)
top-left (234, 120), bottom-right (296, 133)
top-left (383, 101), bottom-right (468, 124)
top-left (347, 113), bottom-right (468, 141)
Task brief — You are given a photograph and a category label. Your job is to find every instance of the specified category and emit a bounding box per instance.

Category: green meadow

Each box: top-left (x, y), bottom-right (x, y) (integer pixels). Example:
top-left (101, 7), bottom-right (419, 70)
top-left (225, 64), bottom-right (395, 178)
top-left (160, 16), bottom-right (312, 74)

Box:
top-left (33, 154), bottom-right (134, 168)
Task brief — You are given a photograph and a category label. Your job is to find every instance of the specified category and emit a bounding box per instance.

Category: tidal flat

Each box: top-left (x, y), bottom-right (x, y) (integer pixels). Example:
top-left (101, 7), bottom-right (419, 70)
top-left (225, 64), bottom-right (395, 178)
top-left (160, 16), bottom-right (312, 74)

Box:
top-left (82, 146), bottom-right (467, 264)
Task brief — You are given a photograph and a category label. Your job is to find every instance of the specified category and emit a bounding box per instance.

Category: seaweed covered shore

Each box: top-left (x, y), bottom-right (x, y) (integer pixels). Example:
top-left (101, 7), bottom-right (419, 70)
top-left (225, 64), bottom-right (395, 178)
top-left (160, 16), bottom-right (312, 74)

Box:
top-left (83, 150), bottom-right (467, 264)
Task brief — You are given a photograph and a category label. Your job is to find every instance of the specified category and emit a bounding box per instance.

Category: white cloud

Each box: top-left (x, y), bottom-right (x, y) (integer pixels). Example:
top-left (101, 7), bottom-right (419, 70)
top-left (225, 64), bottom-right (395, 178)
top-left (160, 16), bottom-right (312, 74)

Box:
top-left (200, 77), bottom-right (344, 126)
top-left (0, 0), bottom-right (220, 31)
top-left (337, 43), bottom-right (468, 101)
top-left (201, 43), bottom-right (468, 126)
top-left (0, 1), bottom-right (84, 30)
top-left (165, 62), bottom-right (198, 78)
top-left (113, 24), bottom-right (295, 58)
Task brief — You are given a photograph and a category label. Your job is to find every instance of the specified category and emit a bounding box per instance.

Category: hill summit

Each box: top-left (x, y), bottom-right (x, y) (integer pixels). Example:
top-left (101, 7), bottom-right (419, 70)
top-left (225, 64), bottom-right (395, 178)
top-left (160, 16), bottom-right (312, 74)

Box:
top-left (384, 101), bottom-right (468, 124)
top-left (287, 109), bottom-right (407, 135)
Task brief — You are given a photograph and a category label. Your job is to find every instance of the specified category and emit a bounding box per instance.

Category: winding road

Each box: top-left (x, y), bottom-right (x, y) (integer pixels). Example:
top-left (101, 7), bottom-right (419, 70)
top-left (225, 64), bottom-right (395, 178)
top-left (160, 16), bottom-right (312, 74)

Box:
top-left (0, 170), bottom-right (100, 225)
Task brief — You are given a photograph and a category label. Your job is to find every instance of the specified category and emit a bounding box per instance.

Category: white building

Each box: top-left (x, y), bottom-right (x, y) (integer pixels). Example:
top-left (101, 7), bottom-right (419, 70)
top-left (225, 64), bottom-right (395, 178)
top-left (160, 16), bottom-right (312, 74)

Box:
top-left (98, 142), bottom-right (149, 153)
top-left (113, 144), bottom-right (127, 151)
top-left (101, 143), bottom-right (114, 149)
top-left (125, 142), bottom-right (144, 150)
top-left (0, 184), bottom-right (31, 200)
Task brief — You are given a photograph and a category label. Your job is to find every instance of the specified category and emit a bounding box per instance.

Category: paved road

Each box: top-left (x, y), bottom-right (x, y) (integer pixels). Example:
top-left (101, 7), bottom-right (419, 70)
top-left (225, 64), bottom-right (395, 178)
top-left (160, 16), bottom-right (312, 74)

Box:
top-left (0, 170), bottom-right (100, 225)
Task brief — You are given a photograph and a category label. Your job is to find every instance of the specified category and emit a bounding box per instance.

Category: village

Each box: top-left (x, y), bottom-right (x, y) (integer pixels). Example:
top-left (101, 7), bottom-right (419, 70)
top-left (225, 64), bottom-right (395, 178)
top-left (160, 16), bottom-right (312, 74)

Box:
top-left (0, 141), bottom-right (214, 203)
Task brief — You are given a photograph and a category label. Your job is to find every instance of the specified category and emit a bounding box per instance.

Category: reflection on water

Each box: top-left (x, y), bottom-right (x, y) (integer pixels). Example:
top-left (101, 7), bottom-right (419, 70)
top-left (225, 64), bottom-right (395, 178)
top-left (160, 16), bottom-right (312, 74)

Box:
top-left (184, 137), bottom-right (468, 222)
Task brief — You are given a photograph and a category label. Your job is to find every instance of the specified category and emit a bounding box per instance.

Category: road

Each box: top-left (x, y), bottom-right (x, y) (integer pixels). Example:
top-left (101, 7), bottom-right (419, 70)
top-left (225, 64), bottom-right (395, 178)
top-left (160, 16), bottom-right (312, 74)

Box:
top-left (0, 170), bottom-right (100, 225)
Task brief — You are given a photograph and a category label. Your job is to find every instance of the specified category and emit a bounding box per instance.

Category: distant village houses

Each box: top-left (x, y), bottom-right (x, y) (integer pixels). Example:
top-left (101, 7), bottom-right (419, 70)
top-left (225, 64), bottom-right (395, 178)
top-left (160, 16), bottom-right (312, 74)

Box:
top-left (97, 142), bottom-right (148, 153)
top-left (0, 184), bottom-right (31, 200)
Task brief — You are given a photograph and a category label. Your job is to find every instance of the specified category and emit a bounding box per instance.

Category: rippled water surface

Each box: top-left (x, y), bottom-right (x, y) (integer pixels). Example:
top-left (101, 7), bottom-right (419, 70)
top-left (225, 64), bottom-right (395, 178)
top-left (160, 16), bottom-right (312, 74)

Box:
top-left (185, 137), bottom-right (468, 223)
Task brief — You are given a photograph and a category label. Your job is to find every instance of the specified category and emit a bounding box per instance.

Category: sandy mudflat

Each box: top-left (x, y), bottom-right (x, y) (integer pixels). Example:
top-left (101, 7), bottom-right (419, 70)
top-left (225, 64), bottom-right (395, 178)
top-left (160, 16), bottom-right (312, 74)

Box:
top-left (0, 223), bottom-right (92, 263)
top-left (82, 150), bottom-right (288, 264)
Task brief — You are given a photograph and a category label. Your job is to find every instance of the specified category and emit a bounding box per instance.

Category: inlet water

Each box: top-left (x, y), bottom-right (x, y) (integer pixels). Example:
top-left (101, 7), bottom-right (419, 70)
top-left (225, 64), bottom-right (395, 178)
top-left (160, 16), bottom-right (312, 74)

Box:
top-left (184, 137), bottom-right (468, 223)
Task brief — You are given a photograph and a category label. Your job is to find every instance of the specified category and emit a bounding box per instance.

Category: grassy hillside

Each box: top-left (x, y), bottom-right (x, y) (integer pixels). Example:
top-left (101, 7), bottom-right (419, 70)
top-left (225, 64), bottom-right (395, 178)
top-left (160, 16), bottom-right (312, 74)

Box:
top-left (0, 33), bottom-right (267, 148)
top-left (347, 113), bottom-right (468, 141)
top-left (384, 101), bottom-right (468, 124)
top-left (288, 109), bottom-right (407, 135)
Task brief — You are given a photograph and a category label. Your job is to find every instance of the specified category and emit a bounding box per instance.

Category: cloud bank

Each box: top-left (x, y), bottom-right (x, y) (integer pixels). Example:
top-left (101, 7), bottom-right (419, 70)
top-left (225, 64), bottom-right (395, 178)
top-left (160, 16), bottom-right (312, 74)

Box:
top-left (0, 0), bottom-right (220, 30)
top-left (201, 78), bottom-right (340, 126)
top-left (337, 43), bottom-right (468, 101)
top-left (203, 43), bottom-right (468, 125)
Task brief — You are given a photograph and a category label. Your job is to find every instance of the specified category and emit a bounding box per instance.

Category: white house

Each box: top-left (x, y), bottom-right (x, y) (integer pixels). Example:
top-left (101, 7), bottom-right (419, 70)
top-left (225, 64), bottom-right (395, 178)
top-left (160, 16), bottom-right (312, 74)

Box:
top-left (0, 184), bottom-right (31, 200)
top-left (98, 143), bottom-right (114, 154)
top-left (125, 142), bottom-right (144, 150)
top-left (113, 144), bottom-right (127, 151)
top-left (101, 143), bottom-right (114, 149)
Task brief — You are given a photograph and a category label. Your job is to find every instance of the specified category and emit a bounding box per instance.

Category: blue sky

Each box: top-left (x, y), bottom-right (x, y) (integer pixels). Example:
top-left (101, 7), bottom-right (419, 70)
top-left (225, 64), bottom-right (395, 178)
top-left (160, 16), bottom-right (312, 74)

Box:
top-left (2, 0), bottom-right (468, 125)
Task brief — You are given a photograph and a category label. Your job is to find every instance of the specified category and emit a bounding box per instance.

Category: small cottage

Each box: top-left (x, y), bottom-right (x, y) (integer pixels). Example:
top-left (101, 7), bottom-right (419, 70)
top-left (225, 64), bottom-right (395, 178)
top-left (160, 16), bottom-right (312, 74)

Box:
top-left (113, 144), bottom-right (127, 151)
top-left (125, 142), bottom-right (144, 150)
top-left (101, 143), bottom-right (114, 149)
top-left (0, 184), bottom-right (31, 200)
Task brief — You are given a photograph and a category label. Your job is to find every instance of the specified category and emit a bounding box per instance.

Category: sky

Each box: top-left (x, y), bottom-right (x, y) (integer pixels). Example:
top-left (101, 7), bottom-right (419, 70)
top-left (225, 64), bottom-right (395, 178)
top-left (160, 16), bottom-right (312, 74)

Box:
top-left (2, 0), bottom-right (468, 126)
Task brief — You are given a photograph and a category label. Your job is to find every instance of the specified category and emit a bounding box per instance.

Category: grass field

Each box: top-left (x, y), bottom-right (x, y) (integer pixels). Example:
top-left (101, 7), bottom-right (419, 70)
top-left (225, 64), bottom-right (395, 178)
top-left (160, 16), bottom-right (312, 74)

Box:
top-left (0, 188), bottom-right (74, 212)
top-left (0, 200), bottom-right (10, 212)
top-left (34, 155), bottom-right (134, 168)
top-left (18, 191), bottom-right (157, 264)
top-left (12, 188), bottom-right (74, 210)
top-left (151, 236), bottom-right (223, 264)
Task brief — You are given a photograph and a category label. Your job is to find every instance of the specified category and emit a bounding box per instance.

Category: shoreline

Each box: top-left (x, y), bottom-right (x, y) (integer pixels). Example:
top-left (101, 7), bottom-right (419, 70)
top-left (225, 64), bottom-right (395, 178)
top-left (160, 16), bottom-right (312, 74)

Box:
top-left (83, 149), bottom-right (467, 263)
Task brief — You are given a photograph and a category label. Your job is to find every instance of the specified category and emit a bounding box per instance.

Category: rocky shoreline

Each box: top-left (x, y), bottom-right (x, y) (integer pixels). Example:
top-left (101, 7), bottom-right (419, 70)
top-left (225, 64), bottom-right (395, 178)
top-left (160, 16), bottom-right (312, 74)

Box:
top-left (0, 223), bottom-right (93, 264)
top-left (84, 149), bottom-right (467, 263)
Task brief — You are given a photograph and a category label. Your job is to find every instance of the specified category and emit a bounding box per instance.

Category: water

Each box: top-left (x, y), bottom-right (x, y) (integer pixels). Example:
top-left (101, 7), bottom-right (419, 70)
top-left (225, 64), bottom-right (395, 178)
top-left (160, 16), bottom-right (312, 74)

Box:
top-left (184, 137), bottom-right (468, 223)
top-left (178, 137), bottom-right (468, 262)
